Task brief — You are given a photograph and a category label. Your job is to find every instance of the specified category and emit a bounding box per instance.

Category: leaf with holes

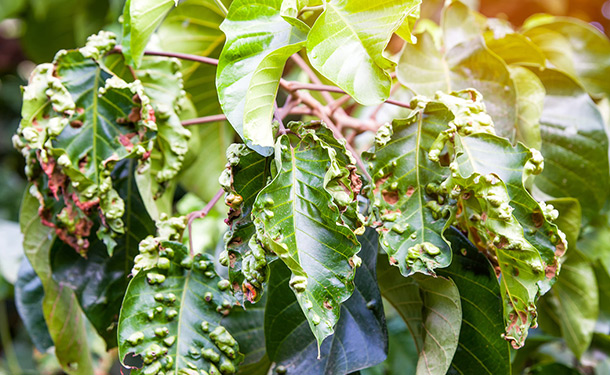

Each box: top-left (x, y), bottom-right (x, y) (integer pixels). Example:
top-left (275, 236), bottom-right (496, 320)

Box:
top-left (118, 241), bottom-right (243, 375)
top-left (217, 0), bottom-right (307, 156)
top-left (364, 103), bottom-right (453, 277)
top-left (219, 144), bottom-right (272, 303)
top-left (252, 121), bottom-right (362, 348)
top-left (377, 253), bottom-right (461, 375)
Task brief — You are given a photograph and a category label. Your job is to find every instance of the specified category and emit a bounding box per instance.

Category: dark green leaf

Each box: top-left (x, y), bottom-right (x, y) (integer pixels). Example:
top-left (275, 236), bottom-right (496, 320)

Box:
top-left (265, 228), bottom-right (387, 374)
top-left (530, 68), bottom-right (610, 223)
top-left (51, 160), bottom-right (155, 348)
top-left (216, 0), bottom-right (307, 155)
top-left (118, 241), bottom-right (242, 374)
top-left (20, 189), bottom-right (95, 374)
top-left (377, 252), bottom-right (461, 375)
top-left (252, 122), bottom-right (361, 347)
top-left (441, 228), bottom-right (511, 375)
top-left (306, 0), bottom-right (420, 105)
top-left (14, 258), bottom-right (54, 352)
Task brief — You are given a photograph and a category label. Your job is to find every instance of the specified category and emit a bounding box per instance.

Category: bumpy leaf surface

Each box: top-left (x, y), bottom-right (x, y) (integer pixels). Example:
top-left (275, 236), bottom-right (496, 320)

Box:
top-left (364, 105), bottom-right (453, 277)
top-left (219, 144), bottom-right (271, 303)
top-left (306, 0), bottom-right (420, 105)
top-left (118, 241), bottom-right (242, 375)
top-left (252, 121), bottom-right (361, 347)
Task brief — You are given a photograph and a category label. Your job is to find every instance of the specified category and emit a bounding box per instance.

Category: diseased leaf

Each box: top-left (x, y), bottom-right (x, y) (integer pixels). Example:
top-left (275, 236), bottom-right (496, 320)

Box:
top-left (14, 258), bottom-right (54, 353)
top-left (397, 2), bottom-right (517, 140)
top-left (252, 121), bottom-right (362, 347)
top-left (219, 144), bottom-right (272, 303)
top-left (216, 0), bottom-right (307, 156)
top-left (307, 0), bottom-right (420, 105)
top-left (530, 68), bottom-right (610, 223)
top-left (50, 160), bottom-right (155, 347)
top-left (364, 105), bottom-right (453, 277)
top-left (20, 188), bottom-right (94, 374)
top-left (441, 228), bottom-right (511, 375)
top-left (121, 0), bottom-right (176, 67)
top-left (265, 228), bottom-right (387, 374)
top-left (377, 254), bottom-right (461, 375)
top-left (118, 241), bottom-right (243, 375)
top-left (13, 31), bottom-right (157, 254)
top-left (523, 16), bottom-right (610, 99)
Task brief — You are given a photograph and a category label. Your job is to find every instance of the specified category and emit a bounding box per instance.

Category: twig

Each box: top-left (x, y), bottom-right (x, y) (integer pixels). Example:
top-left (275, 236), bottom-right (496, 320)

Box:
top-left (182, 114), bottom-right (227, 126)
top-left (213, 0), bottom-right (229, 16)
top-left (187, 189), bottom-right (225, 256)
top-left (110, 46), bottom-right (219, 66)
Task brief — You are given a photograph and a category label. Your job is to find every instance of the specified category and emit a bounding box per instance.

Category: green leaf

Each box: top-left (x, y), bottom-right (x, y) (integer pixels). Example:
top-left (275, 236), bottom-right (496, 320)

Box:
top-left (134, 56), bottom-right (191, 216)
top-left (157, 0), bottom-right (226, 116)
top-left (530, 68), bottom-right (610, 223)
top-left (538, 199), bottom-right (596, 358)
top-left (441, 228), bottom-right (511, 375)
top-left (306, 0), bottom-right (420, 105)
top-left (252, 122), bottom-right (362, 347)
top-left (121, 0), bottom-right (176, 67)
top-left (118, 241), bottom-right (243, 375)
top-left (219, 144), bottom-right (272, 303)
top-left (14, 258), bottom-right (54, 353)
top-left (216, 0), bottom-right (307, 156)
top-left (14, 31), bottom-right (157, 254)
top-left (483, 32), bottom-right (546, 67)
top-left (397, 3), bottom-right (517, 140)
top-left (377, 254), bottom-right (461, 375)
top-left (222, 296), bottom-right (267, 368)
top-left (50, 160), bottom-right (155, 347)
top-left (364, 106), bottom-right (453, 277)
top-left (508, 66), bottom-right (544, 150)
top-left (20, 188), bottom-right (95, 374)
top-left (522, 16), bottom-right (610, 99)
top-left (395, 2), bottom-right (422, 43)
top-left (264, 228), bottom-right (387, 374)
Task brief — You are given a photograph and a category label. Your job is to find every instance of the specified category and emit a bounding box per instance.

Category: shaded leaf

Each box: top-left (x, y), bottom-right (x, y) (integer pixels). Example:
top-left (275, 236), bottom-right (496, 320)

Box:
top-left (364, 105), bottom-right (453, 277)
top-left (217, 0), bottom-right (307, 155)
top-left (265, 228), bottom-right (387, 374)
top-left (377, 253), bottom-right (461, 375)
top-left (441, 228), bottom-right (511, 375)
top-left (306, 0), bottom-right (420, 105)
top-left (20, 188), bottom-right (94, 374)
top-left (118, 241), bottom-right (243, 375)
top-left (484, 32), bottom-right (546, 67)
top-left (508, 66), bottom-right (544, 150)
top-left (252, 122), bottom-right (361, 347)
top-left (50, 160), bottom-right (155, 348)
top-left (14, 258), bottom-right (54, 353)
top-left (530, 68), bottom-right (610, 223)
top-left (121, 0), bottom-right (176, 67)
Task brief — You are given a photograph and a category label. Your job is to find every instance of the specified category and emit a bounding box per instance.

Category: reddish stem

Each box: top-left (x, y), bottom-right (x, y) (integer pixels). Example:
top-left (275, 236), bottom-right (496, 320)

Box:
top-left (186, 188), bottom-right (225, 256)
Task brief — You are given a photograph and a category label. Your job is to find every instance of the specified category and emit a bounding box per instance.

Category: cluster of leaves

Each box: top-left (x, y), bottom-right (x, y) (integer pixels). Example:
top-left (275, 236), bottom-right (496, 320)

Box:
top-left (10, 0), bottom-right (610, 374)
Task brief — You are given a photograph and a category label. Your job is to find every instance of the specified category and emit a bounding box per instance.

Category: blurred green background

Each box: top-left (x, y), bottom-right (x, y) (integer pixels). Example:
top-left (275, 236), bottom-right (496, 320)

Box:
top-left (1, 0), bottom-right (610, 374)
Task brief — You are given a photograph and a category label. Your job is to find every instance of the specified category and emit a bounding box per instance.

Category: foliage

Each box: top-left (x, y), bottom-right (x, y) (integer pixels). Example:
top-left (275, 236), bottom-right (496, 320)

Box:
top-left (6, 0), bottom-right (610, 374)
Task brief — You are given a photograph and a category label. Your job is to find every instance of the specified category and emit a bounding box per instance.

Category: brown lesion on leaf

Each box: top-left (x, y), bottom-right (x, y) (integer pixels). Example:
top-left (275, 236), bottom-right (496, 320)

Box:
top-left (381, 190), bottom-right (399, 205)
top-left (40, 156), bottom-right (66, 200)
top-left (323, 301), bottom-right (333, 310)
top-left (406, 186), bottom-right (415, 198)
top-left (373, 174), bottom-right (391, 195)
top-left (243, 283), bottom-right (257, 303)
top-left (545, 263), bottom-right (557, 279)
top-left (531, 210), bottom-right (544, 228)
